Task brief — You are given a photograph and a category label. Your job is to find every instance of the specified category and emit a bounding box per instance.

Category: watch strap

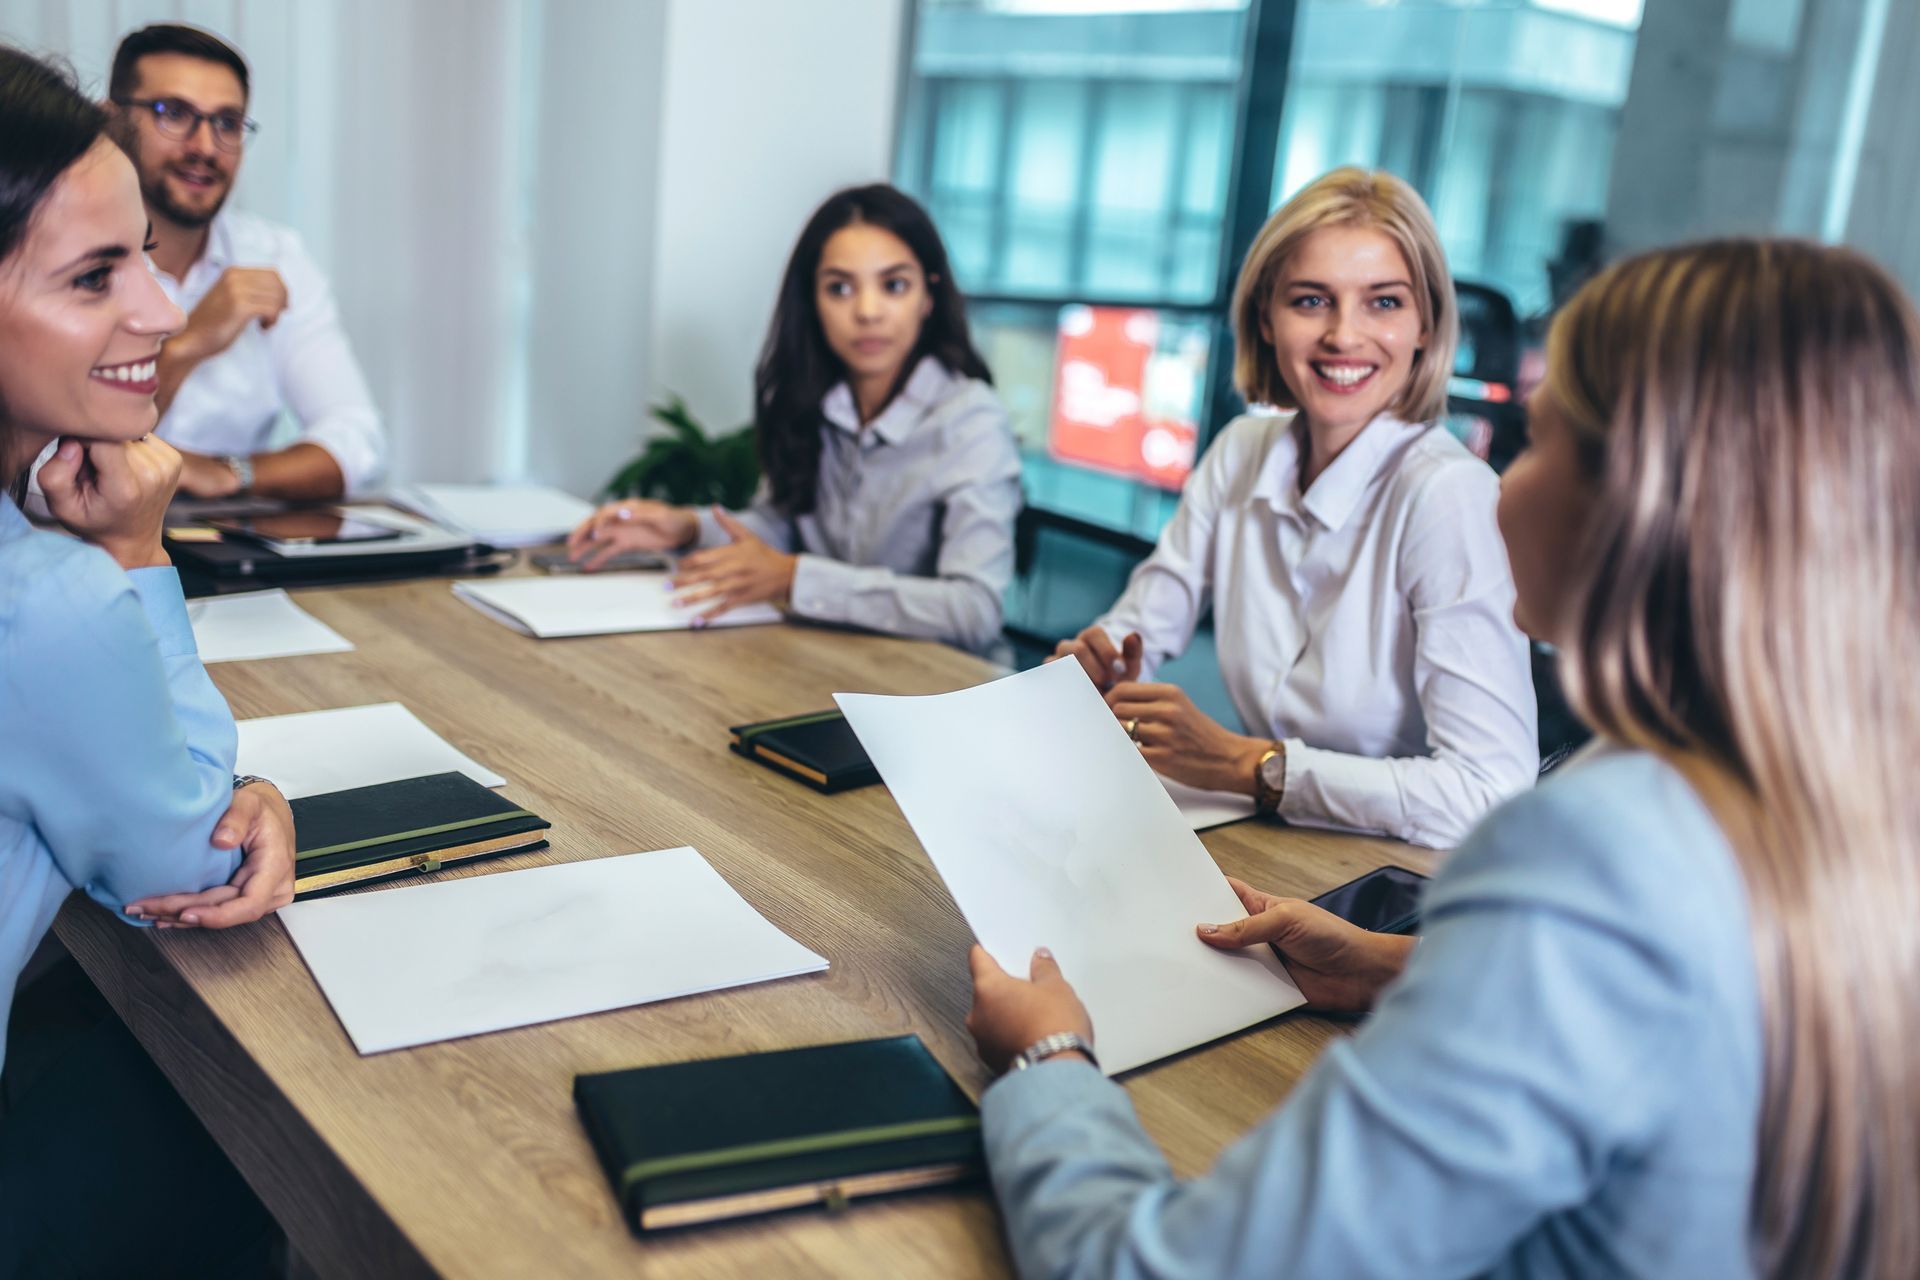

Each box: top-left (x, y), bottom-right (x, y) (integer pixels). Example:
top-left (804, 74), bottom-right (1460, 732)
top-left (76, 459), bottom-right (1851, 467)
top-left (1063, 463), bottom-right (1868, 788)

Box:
top-left (223, 454), bottom-right (255, 494)
top-left (1008, 1031), bottom-right (1098, 1074)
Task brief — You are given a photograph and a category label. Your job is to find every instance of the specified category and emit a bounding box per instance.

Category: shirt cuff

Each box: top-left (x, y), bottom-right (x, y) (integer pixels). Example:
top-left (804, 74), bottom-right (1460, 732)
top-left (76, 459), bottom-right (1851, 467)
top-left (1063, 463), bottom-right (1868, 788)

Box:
top-left (787, 553), bottom-right (856, 622)
top-left (982, 1056), bottom-right (1116, 1136)
top-left (298, 425), bottom-right (384, 496)
top-left (125, 566), bottom-right (199, 659)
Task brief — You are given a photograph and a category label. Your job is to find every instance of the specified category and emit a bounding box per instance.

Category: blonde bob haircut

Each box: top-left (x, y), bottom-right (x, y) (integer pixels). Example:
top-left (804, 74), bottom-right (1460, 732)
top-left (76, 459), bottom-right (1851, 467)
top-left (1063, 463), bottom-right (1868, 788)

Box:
top-left (1231, 167), bottom-right (1457, 424)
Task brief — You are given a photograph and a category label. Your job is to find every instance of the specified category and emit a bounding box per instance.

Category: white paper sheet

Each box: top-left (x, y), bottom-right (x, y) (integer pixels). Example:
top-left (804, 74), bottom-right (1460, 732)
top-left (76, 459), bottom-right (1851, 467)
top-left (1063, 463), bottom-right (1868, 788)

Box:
top-left (1160, 773), bottom-right (1258, 830)
top-left (838, 659), bottom-right (1303, 1075)
top-left (187, 589), bottom-right (355, 664)
top-left (279, 847), bottom-right (829, 1054)
top-left (450, 573), bottom-right (781, 638)
top-left (393, 483), bottom-right (596, 548)
top-left (235, 702), bottom-right (506, 800)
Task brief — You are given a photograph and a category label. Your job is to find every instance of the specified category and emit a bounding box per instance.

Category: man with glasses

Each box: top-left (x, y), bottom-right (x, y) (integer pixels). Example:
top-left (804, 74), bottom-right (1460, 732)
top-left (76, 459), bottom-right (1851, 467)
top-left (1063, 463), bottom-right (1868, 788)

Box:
top-left (106, 24), bottom-right (386, 501)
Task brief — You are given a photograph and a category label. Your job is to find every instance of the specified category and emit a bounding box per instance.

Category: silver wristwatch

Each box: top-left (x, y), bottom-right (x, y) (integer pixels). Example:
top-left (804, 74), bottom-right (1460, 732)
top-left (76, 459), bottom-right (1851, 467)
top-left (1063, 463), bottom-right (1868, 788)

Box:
top-left (1008, 1031), bottom-right (1098, 1073)
top-left (231, 774), bottom-right (272, 791)
top-left (223, 453), bottom-right (254, 494)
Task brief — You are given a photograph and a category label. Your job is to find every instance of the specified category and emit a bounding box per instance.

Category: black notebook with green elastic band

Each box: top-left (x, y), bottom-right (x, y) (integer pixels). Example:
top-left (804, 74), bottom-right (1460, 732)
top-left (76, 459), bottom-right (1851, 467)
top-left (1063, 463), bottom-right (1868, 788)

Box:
top-left (574, 1035), bottom-right (983, 1232)
top-left (728, 710), bottom-right (880, 793)
top-left (290, 771), bottom-right (551, 898)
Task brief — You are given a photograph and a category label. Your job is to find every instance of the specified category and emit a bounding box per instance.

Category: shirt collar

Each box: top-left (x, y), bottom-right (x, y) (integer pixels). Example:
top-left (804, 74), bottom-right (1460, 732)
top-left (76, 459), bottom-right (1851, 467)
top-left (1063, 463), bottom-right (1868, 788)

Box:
top-left (1252, 412), bottom-right (1426, 532)
top-left (821, 355), bottom-right (953, 445)
top-left (201, 209), bottom-right (236, 272)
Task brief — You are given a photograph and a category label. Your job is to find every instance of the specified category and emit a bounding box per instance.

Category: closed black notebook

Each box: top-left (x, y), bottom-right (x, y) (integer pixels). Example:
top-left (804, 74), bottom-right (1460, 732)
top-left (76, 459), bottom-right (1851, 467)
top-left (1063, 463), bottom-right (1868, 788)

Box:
top-left (728, 710), bottom-right (880, 794)
top-left (290, 771), bottom-right (551, 898)
top-left (574, 1035), bottom-right (983, 1233)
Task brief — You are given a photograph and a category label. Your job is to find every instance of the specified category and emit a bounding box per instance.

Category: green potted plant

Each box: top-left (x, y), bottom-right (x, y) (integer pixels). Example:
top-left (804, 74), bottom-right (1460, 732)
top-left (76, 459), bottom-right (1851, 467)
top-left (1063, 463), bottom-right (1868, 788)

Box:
top-left (603, 395), bottom-right (760, 508)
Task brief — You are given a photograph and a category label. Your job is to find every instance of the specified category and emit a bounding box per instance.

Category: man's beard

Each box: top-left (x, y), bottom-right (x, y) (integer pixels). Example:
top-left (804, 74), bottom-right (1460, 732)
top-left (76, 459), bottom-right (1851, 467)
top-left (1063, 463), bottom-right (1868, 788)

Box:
top-left (141, 164), bottom-right (230, 230)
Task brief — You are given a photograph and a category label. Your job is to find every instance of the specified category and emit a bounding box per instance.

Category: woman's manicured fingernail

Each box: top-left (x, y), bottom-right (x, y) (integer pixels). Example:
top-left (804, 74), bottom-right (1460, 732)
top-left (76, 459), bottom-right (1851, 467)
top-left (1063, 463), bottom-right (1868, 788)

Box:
top-left (691, 617), bottom-right (707, 629)
top-left (180, 913), bottom-right (199, 926)
top-left (1197, 923), bottom-right (1218, 935)
top-left (1035, 946), bottom-right (1053, 959)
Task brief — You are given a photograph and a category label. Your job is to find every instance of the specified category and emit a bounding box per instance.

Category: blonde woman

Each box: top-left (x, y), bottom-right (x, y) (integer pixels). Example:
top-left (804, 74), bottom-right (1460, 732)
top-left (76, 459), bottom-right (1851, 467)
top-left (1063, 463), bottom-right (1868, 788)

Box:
top-left (1056, 168), bottom-right (1535, 849)
top-left (966, 238), bottom-right (1920, 1277)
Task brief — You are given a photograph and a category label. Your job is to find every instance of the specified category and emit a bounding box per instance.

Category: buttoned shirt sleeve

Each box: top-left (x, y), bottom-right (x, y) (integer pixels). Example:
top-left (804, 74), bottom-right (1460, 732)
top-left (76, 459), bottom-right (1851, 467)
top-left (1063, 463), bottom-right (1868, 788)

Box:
top-left (264, 232), bottom-right (388, 494)
top-left (980, 766), bottom-right (1736, 1280)
top-left (1093, 422), bottom-right (1251, 678)
top-left (784, 402), bottom-right (1023, 654)
top-left (1279, 461), bottom-right (1538, 848)
top-left (2, 551), bottom-right (241, 914)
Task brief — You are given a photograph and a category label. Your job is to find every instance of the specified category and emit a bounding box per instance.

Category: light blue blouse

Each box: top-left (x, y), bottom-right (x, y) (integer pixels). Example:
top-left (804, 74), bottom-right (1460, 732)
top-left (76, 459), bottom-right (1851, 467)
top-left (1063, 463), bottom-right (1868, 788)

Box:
top-left (983, 747), bottom-right (1763, 1278)
top-left (0, 496), bottom-right (240, 1077)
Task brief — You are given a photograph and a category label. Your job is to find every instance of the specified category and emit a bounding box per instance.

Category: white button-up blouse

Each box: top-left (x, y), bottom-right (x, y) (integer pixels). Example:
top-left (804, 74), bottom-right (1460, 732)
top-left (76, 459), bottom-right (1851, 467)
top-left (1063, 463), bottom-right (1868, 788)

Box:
top-left (1098, 411), bottom-right (1538, 848)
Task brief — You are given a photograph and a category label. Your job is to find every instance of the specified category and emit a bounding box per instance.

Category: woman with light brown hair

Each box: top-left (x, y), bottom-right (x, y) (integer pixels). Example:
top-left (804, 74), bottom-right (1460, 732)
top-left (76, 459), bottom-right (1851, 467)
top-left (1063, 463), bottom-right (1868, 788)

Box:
top-left (1054, 167), bottom-right (1536, 849)
top-left (965, 237), bottom-right (1920, 1278)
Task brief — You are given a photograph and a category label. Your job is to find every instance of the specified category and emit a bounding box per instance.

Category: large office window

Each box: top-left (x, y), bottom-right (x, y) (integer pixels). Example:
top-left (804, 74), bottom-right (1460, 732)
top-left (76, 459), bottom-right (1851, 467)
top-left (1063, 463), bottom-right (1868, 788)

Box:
top-left (897, 0), bottom-right (1901, 674)
top-left (896, 0), bottom-right (1273, 543)
top-left (1272, 1), bottom-right (1639, 315)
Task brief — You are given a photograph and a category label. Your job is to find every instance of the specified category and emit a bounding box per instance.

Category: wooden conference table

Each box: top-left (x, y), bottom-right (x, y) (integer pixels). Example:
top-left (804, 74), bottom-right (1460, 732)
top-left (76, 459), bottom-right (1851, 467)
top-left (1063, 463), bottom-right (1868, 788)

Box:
top-left (55, 572), bottom-right (1422, 1278)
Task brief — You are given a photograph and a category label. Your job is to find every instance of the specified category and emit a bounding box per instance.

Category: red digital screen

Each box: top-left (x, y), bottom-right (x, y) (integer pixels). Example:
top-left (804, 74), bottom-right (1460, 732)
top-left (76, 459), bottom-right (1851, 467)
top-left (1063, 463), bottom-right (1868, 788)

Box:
top-left (1047, 305), bottom-right (1207, 491)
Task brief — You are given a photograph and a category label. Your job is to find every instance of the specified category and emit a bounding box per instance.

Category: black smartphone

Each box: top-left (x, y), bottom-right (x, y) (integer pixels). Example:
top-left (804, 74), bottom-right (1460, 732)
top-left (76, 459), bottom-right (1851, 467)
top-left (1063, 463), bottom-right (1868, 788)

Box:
top-left (1310, 865), bottom-right (1429, 935)
top-left (529, 549), bottom-right (669, 574)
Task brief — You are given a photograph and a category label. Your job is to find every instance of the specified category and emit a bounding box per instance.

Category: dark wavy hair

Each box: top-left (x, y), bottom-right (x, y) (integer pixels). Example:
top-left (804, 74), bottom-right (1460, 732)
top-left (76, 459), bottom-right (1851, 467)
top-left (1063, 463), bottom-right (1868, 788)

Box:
top-left (1, 46), bottom-right (109, 502)
top-left (754, 184), bottom-right (990, 516)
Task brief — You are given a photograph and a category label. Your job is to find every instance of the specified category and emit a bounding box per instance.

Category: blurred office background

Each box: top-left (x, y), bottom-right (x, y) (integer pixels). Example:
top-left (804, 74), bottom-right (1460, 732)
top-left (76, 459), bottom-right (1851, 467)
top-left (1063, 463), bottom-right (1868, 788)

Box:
top-left (3, 0), bottom-right (1916, 710)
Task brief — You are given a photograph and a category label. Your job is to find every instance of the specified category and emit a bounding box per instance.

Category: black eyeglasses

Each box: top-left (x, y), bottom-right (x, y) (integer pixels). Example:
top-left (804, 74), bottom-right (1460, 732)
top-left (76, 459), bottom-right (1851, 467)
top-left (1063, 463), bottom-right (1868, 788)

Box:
top-left (113, 97), bottom-right (258, 152)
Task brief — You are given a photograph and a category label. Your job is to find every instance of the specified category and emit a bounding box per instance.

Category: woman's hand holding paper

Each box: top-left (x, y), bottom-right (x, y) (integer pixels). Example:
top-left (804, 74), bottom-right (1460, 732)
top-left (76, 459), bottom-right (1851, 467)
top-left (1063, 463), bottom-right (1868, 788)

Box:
top-left (1049, 625), bottom-right (1142, 693)
top-left (1198, 877), bottom-right (1415, 1014)
top-left (671, 508), bottom-right (798, 623)
top-left (1105, 681), bottom-right (1267, 794)
top-left (966, 945), bottom-right (1095, 1074)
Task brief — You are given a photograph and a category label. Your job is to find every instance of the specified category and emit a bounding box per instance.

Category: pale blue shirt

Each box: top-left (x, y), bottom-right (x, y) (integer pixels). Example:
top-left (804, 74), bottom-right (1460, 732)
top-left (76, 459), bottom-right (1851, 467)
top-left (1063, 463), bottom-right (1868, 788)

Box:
top-left (0, 496), bottom-right (240, 1077)
top-left (695, 356), bottom-right (1022, 654)
top-left (983, 746), bottom-right (1762, 1278)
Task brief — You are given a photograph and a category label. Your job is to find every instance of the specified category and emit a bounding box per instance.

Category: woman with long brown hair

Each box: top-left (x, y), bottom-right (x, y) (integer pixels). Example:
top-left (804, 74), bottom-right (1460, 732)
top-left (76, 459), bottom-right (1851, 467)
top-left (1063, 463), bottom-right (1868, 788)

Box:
top-left (567, 184), bottom-right (1020, 655)
top-left (964, 237), bottom-right (1920, 1278)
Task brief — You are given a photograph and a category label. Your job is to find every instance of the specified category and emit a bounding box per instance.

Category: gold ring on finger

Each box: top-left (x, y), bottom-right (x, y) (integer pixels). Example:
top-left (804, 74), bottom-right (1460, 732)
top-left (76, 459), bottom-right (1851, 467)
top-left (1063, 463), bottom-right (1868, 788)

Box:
top-left (1125, 717), bottom-right (1140, 740)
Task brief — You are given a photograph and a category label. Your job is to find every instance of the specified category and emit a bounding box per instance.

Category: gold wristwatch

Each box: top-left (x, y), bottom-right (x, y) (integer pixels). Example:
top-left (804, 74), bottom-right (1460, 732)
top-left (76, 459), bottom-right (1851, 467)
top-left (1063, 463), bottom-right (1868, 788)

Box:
top-left (1253, 741), bottom-right (1287, 814)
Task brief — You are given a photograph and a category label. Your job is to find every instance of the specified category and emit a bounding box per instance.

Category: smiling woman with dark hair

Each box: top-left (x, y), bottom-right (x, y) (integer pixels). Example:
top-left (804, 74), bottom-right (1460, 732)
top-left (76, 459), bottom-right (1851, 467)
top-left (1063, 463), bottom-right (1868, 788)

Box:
top-left (569, 183), bottom-right (1022, 654)
top-left (0, 43), bottom-right (294, 1275)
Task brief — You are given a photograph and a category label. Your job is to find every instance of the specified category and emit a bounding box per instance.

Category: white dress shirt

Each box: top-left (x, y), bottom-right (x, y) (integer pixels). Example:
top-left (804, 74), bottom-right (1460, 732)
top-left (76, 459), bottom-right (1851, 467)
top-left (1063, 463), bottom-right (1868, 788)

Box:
top-left (1098, 412), bottom-right (1537, 848)
top-left (695, 356), bottom-right (1022, 654)
top-left (155, 209), bottom-right (387, 494)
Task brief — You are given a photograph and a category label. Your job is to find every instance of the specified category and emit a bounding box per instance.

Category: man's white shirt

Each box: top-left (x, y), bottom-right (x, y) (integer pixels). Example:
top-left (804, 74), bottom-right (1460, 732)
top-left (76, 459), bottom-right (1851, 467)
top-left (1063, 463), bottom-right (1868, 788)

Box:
top-left (153, 209), bottom-right (387, 494)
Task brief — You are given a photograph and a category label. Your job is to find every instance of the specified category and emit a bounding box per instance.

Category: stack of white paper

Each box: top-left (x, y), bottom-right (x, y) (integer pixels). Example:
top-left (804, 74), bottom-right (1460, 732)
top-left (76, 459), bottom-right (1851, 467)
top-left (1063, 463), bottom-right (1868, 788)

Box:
top-left (188, 589), bottom-right (355, 664)
top-left (451, 573), bottom-right (781, 638)
top-left (837, 659), bottom-right (1303, 1075)
top-left (279, 847), bottom-right (829, 1054)
top-left (393, 483), bottom-right (596, 548)
top-left (1160, 773), bottom-right (1258, 830)
top-left (235, 702), bottom-right (506, 800)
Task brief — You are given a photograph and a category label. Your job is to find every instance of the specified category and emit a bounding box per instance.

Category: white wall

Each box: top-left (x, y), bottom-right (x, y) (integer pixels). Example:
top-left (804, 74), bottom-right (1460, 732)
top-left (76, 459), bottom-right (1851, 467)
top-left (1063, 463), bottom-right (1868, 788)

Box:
top-left (1, 0), bottom-right (908, 497)
top-left (648, 0), bottom-right (906, 438)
